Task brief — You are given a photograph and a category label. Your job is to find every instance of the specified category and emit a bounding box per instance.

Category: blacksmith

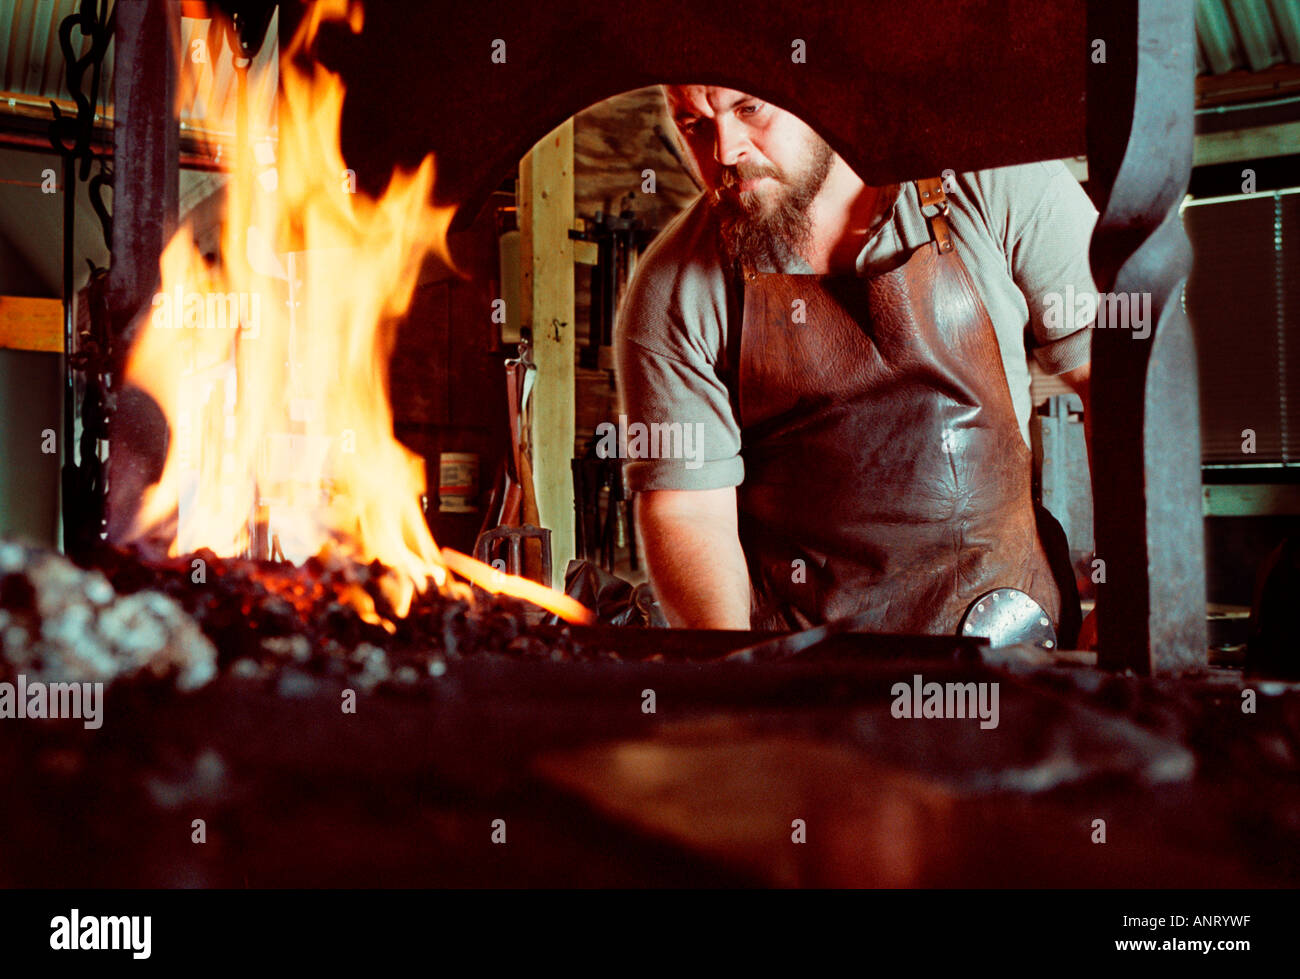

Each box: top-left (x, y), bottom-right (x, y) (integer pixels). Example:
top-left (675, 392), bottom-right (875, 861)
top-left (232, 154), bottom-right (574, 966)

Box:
top-left (615, 85), bottom-right (1097, 644)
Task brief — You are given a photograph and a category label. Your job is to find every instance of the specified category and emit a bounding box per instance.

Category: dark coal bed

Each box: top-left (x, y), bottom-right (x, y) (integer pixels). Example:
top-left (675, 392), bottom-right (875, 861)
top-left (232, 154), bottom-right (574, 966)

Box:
top-left (76, 543), bottom-right (618, 683)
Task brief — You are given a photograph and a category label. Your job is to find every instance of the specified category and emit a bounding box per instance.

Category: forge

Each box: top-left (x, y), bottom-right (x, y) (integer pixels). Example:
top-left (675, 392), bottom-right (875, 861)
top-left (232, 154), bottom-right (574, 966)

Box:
top-left (2, 0), bottom-right (1300, 894)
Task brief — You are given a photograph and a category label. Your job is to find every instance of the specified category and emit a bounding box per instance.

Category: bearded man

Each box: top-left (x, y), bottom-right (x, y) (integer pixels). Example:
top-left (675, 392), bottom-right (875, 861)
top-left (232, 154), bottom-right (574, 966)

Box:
top-left (615, 85), bottom-right (1097, 645)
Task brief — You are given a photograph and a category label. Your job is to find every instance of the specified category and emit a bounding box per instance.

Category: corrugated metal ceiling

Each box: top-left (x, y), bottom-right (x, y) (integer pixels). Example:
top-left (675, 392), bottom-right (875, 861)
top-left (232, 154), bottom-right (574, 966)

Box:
top-left (3, 1), bottom-right (1298, 116)
top-left (1196, 0), bottom-right (1300, 74)
top-left (0, 0), bottom-right (277, 131)
top-left (0, 0), bottom-right (81, 100)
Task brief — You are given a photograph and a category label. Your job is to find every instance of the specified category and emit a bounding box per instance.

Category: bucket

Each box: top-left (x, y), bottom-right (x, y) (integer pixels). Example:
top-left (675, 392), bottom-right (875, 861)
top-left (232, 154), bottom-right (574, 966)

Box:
top-left (438, 452), bottom-right (479, 513)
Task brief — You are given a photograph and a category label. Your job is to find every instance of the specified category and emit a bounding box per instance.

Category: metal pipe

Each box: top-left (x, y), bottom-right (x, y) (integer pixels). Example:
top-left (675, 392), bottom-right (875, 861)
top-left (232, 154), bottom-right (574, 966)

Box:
top-left (0, 128), bottom-right (229, 171)
top-left (61, 153), bottom-right (75, 549)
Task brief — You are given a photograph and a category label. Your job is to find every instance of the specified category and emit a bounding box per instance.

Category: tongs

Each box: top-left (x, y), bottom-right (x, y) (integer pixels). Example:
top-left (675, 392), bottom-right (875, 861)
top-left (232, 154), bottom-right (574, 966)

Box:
top-left (723, 610), bottom-right (879, 663)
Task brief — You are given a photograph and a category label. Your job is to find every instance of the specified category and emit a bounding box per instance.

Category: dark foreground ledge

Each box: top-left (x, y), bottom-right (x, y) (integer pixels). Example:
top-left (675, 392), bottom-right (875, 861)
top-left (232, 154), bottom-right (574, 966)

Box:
top-left (3, 630), bottom-right (1298, 887)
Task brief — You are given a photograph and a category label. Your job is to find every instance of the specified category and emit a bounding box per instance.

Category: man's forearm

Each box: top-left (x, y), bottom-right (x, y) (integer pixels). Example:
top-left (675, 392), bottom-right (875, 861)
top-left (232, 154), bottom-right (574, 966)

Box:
top-left (636, 488), bottom-right (751, 629)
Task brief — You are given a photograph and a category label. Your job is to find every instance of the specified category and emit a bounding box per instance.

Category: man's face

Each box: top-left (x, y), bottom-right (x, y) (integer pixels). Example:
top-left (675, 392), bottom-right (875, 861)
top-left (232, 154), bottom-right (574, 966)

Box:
top-left (664, 85), bottom-right (835, 267)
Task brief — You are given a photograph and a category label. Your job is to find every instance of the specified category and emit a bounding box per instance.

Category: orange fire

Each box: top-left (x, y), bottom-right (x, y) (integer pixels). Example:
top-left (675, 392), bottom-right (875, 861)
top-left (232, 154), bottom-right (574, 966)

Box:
top-left (122, 0), bottom-right (592, 627)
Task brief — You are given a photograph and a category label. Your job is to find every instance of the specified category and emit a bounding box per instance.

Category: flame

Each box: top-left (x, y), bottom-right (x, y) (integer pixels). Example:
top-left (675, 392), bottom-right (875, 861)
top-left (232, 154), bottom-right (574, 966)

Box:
top-left (123, 1), bottom-right (593, 627)
top-left (439, 550), bottom-right (593, 625)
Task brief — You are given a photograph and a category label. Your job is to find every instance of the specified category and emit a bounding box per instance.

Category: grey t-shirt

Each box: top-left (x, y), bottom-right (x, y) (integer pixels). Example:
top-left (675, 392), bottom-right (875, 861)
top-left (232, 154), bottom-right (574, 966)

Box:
top-left (615, 160), bottom-right (1099, 492)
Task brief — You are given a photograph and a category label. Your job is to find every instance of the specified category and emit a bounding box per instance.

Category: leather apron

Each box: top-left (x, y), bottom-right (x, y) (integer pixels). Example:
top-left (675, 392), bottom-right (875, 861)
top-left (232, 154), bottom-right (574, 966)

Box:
top-left (735, 177), bottom-right (1079, 642)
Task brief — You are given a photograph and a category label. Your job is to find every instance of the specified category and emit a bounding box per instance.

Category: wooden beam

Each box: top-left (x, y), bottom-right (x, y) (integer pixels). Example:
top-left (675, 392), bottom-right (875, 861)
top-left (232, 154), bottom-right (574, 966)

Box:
top-left (518, 119), bottom-right (576, 588)
top-left (1194, 121), bottom-right (1300, 167)
top-left (1196, 63), bottom-right (1300, 109)
top-left (0, 297), bottom-right (62, 353)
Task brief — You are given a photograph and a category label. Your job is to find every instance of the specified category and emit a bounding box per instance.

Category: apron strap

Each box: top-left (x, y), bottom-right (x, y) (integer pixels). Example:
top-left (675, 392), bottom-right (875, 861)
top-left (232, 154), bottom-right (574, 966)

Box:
top-left (916, 177), bottom-right (955, 254)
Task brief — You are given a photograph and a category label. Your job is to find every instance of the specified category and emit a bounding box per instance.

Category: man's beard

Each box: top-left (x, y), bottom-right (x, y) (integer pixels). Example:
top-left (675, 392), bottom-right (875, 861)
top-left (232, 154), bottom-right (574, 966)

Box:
top-left (713, 138), bottom-right (835, 271)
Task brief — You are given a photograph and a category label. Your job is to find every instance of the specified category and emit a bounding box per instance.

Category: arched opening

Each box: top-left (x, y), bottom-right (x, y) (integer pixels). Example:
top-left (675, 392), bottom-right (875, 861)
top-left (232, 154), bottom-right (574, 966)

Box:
top-left (392, 82), bottom-right (1100, 643)
top-left (384, 85), bottom-right (703, 587)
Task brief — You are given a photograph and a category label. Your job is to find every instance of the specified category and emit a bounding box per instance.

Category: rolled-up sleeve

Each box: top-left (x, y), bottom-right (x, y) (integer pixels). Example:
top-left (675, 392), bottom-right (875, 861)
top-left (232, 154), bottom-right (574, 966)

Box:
top-left (1009, 161), bottom-right (1099, 375)
top-left (616, 336), bottom-right (744, 491)
top-left (614, 244), bottom-right (744, 492)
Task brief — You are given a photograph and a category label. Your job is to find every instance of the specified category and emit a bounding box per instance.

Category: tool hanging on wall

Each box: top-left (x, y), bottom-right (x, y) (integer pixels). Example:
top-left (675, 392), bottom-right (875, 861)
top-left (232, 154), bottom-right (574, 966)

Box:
top-left (568, 193), bottom-right (653, 369)
top-left (572, 448), bottom-right (636, 574)
top-left (49, 0), bottom-right (116, 557)
top-left (475, 333), bottom-right (551, 584)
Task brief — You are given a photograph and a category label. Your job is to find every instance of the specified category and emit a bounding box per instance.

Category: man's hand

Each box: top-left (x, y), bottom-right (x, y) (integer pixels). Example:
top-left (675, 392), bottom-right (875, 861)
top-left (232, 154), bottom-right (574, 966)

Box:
top-left (636, 487), bottom-right (752, 629)
top-left (1060, 361), bottom-right (1091, 474)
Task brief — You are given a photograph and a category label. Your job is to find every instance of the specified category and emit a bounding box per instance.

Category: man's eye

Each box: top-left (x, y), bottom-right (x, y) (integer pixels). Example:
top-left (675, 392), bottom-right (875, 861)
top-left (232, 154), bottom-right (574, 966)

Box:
top-left (738, 103), bottom-right (760, 117)
top-left (680, 119), bottom-right (702, 135)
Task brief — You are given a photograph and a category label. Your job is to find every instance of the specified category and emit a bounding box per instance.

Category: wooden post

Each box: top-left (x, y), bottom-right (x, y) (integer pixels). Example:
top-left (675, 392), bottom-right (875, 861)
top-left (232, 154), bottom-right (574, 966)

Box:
top-left (0, 297), bottom-right (63, 352)
top-left (518, 120), bottom-right (576, 588)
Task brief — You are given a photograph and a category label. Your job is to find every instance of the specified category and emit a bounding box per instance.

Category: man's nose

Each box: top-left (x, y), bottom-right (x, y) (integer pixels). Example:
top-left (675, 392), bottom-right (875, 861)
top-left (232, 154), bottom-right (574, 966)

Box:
top-left (713, 118), bottom-right (749, 168)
